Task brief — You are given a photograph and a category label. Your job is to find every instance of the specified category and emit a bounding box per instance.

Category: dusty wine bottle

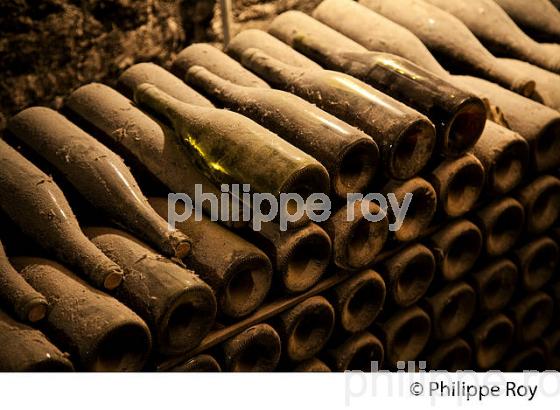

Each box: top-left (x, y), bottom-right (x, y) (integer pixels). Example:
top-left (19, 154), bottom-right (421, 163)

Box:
top-left (380, 243), bottom-right (435, 307)
top-left (377, 305), bottom-right (432, 366)
top-left (424, 0), bottom-right (560, 74)
top-left (515, 175), bottom-right (560, 234)
top-left (422, 282), bottom-right (476, 341)
top-left (514, 237), bottom-right (559, 292)
top-left (275, 296), bottom-right (335, 362)
top-left (469, 259), bottom-right (518, 313)
top-left (150, 197), bottom-right (272, 318)
top-left (509, 291), bottom-right (554, 344)
top-left (323, 331), bottom-right (384, 372)
top-left (494, 0), bottom-right (560, 42)
top-left (133, 83), bottom-right (330, 216)
top-left (427, 154), bottom-right (484, 217)
top-left (453, 75), bottom-right (560, 173)
top-left (503, 346), bottom-right (546, 372)
top-left (170, 354), bottom-right (221, 372)
top-left (182, 63), bottom-right (380, 199)
top-left (0, 139), bottom-right (123, 290)
top-left (220, 324), bottom-right (282, 372)
top-left (313, 0), bottom-right (450, 78)
top-left (293, 357), bottom-right (331, 372)
top-left (358, 0), bottom-right (535, 96)
top-left (0, 308), bottom-right (74, 372)
top-left (269, 10), bottom-right (487, 157)
top-left (427, 338), bottom-right (472, 371)
top-left (328, 269), bottom-right (386, 333)
top-left (322, 199), bottom-right (389, 271)
top-left (65, 83), bottom-right (244, 228)
top-left (0, 239), bottom-right (48, 322)
top-left (244, 220), bottom-right (331, 293)
top-left (473, 197), bottom-right (525, 256)
top-left (173, 43), bottom-right (272, 88)
top-left (84, 227), bottom-right (217, 354)
top-left (228, 30), bottom-right (437, 180)
top-left (7, 107), bottom-right (191, 259)
top-left (471, 120), bottom-right (529, 195)
top-left (11, 257), bottom-right (152, 371)
top-left (382, 177), bottom-right (437, 242)
top-left (470, 313), bottom-right (514, 369)
top-left (426, 220), bottom-right (483, 281)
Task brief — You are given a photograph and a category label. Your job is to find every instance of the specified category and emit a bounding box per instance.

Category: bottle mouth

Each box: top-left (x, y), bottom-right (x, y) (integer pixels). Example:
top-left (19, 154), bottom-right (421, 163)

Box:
top-left (518, 294), bottom-right (554, 344)
top-left (523, 238), bottom-right (558, 291)
top-left (442, 225), bottom-right (483, 281)
top-left (435, 285), bottom-right (476, 340)
top-left (478, 260), bottom-right (517, 312)
top-left (489, 139), bottom-right (528, 195)
top-left (505, 347), bottom-right (546, 372)
top-left (343, 334), bottom-right (384, 372)
top-left (387, 308), bottom-right (431, 364)
top-left (340, 271), bottom-right (386, 333)
top-left (102, 267), bottom-right (124, 290)
top-left (91, 322), bottom-right (152, 372)
top-left (443, 98), bottom-right (487, 157)
top-left (528, 180), bottom-right (560, 234)
top-left (486, 200), bottom-right (524, 256)
top-left (393, 246), bottom-right (435, 307)
top-left (535, 119), bottom-right (560, 172)
top-left (430, 340), bottom-right (471, 371)
top-left (222, 254), bottom-right (272, 318)
top-left (334, 138), bottom-right (378, 198)
top-left (294, 358), bottom-right (331, 372)
top-left (389, 120), bottom-right (435, 180)
top-left (225, 324), bottom-right (281, 372)
top-left (172, 354), bottom-right (221, 372)
top-left (443, 158), bottom-right (484, 217)
top-left (477, 316), bottom-right (513, 369)
top-left (22, 298), bottom-right (48, 323)
top-left (281, 228), bottom-right (331, 293)
top-left (159, 286), bottom-right (217, 355)
top-left (286, 298), bottom-right (335, 362)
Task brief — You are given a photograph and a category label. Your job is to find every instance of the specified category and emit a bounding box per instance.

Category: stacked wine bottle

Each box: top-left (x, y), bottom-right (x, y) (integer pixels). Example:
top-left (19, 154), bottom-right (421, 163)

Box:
top-left (1, 0), bottom-right (560, 372)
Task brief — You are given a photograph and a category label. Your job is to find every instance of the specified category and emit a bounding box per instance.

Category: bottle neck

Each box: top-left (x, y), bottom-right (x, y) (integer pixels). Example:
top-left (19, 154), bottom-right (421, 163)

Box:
top-left (240, 48), bottom-right (300, 87)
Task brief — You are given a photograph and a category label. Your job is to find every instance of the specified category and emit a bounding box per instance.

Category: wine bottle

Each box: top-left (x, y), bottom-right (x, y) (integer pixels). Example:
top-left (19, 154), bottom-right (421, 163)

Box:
top-left (516, 175), bottom-right (560, 234)
top-left (269, 10), bottom-right (487, 157)
top-left (117, 62), bottom-right (214, 107)
top-left (509, 292), bottom-right (554, 344)
top-left (65, 83), bottom-right (244, 228)
top-left (133, 83), bottom-right (330, 212)
top-left (377, 305), bottom-right (432, 366)
top-left (427, 154), bottom-right (484, 217)
top-left (150, 197), bottom-right (272, 318)
top-left (244, 220), bottom-right (331, 294)
top-left (7, 107), bottom-right (191, 259)
top-left (313, 0), bottom-right (449, 77)
top-left (293, 358), bottom-right (331, 372)
top-left (514, 237), bottom-right (558, 292)
top-left (426, 220), bottom-right (482, 281)
top-left (322, 199), bottom-right (388, 270)
top-left (173, 43), bottom-right (271, 88)
top-left (228, 31), bottom-right (437, 180)
top-left (471, 120), bottom-right (529, 195)
top-left (422, 282), bottom-right (476, 341)
top-left (0, 308), bottom-right (74, 372)
top-left (542, 330), bottom-right (560, 370)
top-left (358, 0), bottom-right (535, 96)
top-left (380, 243), bottom-right (435, 307)
top-left (473, 197), bottom-right (525, 256)
top-left (503, 346), bottom-right (546, 372)
top-left (0, 139), bottom-right (123, 290)
top-left (275, 296), bottom-right (335, 362)
top-left (170, 354), bottom-right (221, 372)
top-left (469, 259), bottom-right (517, 313)
top-left (220, 324), bottom-right (281, 372)
top-left (328, 269), bottom-right (386, 333)
top-left (495, 0), bottom-right (560, 42)
top-left (423, 0), bottom-right (560, 73)
top-left (11, 257), bottom-right (152, 371)
top-left (322, 331), bottom-right (384, 372)
top-left (182, 63), bottom-right (380, 199)
top-left (427, 338), bottom-right (472, 371)
top-left (499, 57), bottom-right (560, 111)
top-left (469, 313), bottom-right (514, 369)
top-left (84, 227), bottom-right (217, 354)
top-left (0, 239), bottom-right (48, 322)
top-left (382, 177), bottom-right (437, 242)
